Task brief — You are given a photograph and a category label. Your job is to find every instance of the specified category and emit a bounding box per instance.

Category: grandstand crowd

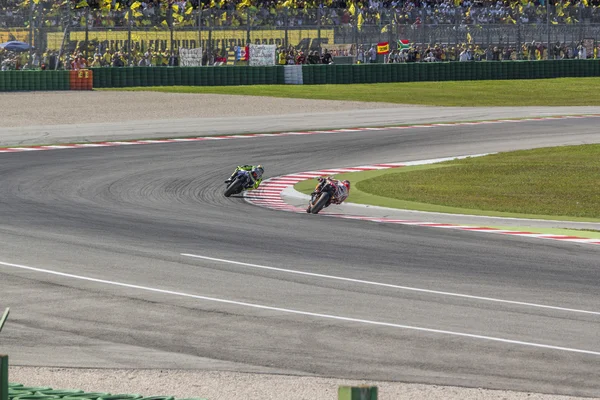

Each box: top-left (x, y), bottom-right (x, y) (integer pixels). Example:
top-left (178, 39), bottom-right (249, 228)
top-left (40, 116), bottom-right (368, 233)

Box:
top-left (2, 0), bottom-right (600, 69)
top-left (1, 39), bottom-right (599, 70)
top-left (2, 0), bottom-right (600, 30)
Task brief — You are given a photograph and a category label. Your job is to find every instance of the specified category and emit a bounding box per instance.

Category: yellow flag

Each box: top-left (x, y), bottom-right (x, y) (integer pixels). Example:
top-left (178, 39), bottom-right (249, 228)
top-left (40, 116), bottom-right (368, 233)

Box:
top-left (466, 32), bottom-right (472, 43)
top-left (348, 2), bottom-right (355, 15)
top-left (185, 6), bottom-right (193, 14)
top-left (130, 1), bottom-right (141, 9)
top-left (357, 12), bottom-right (363, 31)
top-left (381, 24), bottom-right (389, 33)
top-left (161, 20), bottom-right (168, 27)
top-left (133, 9), bottom-right (143, 18)
top-left (236, 0), bottom-right (251, 9)
top-left (75, 0), bottom-right (88, 8)
top-left (582, 0), bottom-right (588, 6)
top-left (33, 0), bottom-right (39, 4)
top-left (172, 4), bottom-right (179, 13)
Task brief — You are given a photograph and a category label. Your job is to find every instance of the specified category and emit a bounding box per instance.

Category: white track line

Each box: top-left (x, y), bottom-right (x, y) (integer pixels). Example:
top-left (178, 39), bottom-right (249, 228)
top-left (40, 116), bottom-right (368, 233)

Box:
top-left (181, 253), bottom-right (600, 316)
top-left (0, 259), bottom-right (599, 356)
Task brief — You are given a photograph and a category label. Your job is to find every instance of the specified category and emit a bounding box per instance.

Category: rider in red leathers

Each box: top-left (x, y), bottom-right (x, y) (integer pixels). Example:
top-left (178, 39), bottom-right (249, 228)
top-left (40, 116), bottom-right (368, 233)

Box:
top-left (310, 176), bottom-right (350, 210)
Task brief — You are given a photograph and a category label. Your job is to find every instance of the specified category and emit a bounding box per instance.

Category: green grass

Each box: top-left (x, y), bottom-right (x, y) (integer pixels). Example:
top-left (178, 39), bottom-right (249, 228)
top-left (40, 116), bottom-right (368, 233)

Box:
top-left (106, 77), bottom-right (600, 106)
top-left (487, 226), bottom-right (600, 239)
top-left (295, 145), bottom-right (600, 223)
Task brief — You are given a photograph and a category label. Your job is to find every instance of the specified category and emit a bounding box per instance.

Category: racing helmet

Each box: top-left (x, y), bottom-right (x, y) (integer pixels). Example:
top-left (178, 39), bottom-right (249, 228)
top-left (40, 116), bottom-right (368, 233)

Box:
top-left (342, 180), bottom-right (351, 190)
top-left (252, 165), bottom-right (264, 180)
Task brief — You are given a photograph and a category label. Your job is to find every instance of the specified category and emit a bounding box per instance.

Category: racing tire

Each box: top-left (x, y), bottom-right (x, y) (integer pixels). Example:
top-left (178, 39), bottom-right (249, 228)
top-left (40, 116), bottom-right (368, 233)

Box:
top-left (310, 192), bottom-right (330, 214)
top-left (224, 178), bottom-right (244, 197)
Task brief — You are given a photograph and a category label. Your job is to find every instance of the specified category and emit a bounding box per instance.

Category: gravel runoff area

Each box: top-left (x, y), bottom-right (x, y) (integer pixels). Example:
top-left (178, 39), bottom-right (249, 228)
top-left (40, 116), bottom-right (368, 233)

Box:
top-left (0, 91), bottom-right (401, 127)
top-left (9, 367), bottom-right (594, 400)
top-left (2, 91), bottom-right (600, 146)
top-left (4, 91), bottom-right (599, 400)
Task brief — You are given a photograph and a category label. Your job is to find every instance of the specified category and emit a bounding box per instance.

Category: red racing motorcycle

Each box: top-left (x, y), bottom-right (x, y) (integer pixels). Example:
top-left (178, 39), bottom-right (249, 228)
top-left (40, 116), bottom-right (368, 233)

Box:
top-left (306, 177), bottom-right (339, 214)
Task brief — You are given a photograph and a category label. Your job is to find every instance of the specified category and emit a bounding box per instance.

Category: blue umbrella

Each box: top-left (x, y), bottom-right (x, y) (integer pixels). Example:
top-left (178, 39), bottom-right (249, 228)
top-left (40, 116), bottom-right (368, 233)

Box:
top-left (0, 41), bottom-right (33, 52)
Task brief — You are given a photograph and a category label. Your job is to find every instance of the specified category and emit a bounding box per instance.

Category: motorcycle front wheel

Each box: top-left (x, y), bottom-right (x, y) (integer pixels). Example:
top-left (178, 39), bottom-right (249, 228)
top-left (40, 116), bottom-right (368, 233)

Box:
top-left (224, 178), bottom-right (244, 197)
top-left (310, 192), bottom-right (330, 214)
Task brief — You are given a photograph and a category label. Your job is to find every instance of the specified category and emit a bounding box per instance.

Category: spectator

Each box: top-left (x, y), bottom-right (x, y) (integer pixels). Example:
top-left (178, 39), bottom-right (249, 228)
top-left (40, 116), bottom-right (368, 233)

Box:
top-left (72, 53), bottom-right (88, 70)
top-left (308, 51), bottom-right (320, 64)
top-left (168, 51), bottom-right (179, 66)
top-left (356, 45), bottom-right (365, 64)
top-left (91, 55), bottom-right (103, 67)
top-left (368, 45), bottom-right (376, 63)
top-left (485, 45), bottom-right (493, 61)
top-left (321, 49), bottom-right (333, 64)
top-left (278, 49), bottom-right (287, 65)
top-left (577, 42), bottom-right (587, 59)
top-left (296, 51), bottom-right (306, 64)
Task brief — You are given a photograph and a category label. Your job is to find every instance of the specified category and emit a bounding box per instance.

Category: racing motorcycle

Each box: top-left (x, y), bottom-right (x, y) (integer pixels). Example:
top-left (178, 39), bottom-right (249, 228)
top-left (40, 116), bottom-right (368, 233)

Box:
top-left (306, 178), bottom-right (337, 214)
top-left (224, 170), bottom-right (253, 197)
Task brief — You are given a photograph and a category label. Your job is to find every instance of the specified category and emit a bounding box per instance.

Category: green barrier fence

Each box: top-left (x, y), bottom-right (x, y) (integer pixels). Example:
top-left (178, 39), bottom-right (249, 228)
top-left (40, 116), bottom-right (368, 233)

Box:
top-left (338, 386), bottom-right (378, 400)
top-left (90, 66), bottom-right (287, 88)
top-left (6, 384), bottom-right (207, 400)
top-left (0, 71), bottom-right (70, 91)
top-left (1, 356), bottom-right (7, 400)
top-left (300, 59), bottom-right (600, 85)
top-left (1, 60), bottom-right (599, 91)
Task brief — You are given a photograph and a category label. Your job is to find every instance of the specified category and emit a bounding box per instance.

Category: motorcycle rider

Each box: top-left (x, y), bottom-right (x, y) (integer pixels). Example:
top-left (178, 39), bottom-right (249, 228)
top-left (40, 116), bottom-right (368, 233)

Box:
top-left (225, 165), bottom-right (264, 190)
top-left (310, 176), bottom-right (351, 209)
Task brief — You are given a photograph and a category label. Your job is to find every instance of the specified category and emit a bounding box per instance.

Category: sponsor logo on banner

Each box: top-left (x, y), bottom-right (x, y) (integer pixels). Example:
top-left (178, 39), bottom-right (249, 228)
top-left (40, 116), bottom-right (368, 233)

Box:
top-left (45, 29), bottom-right (334, 51)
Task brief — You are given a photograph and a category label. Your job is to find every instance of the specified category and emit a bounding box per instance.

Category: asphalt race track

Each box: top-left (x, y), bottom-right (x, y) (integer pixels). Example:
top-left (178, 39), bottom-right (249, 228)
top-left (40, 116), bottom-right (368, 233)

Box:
top-left (1, 118), bottom-right (599, 397)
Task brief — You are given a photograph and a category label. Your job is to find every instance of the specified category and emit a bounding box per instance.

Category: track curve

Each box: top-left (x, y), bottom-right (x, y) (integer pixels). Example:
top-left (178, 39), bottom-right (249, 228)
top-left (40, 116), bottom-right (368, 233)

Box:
top-left (1, 118), bottom-right (599, 397)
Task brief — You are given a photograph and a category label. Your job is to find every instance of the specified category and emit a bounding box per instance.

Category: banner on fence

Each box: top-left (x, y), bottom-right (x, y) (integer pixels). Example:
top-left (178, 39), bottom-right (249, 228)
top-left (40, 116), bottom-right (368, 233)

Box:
top-left (0, 29), bottom-right (30, 44)
top-left (179, 47), bottom-right (203, 66)
top-left (321, 43), bottom-right (355, 56)
top-left (46, 29), bottom-right (334, 52)
top-left (249, 44), bottom-right (276, 66)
